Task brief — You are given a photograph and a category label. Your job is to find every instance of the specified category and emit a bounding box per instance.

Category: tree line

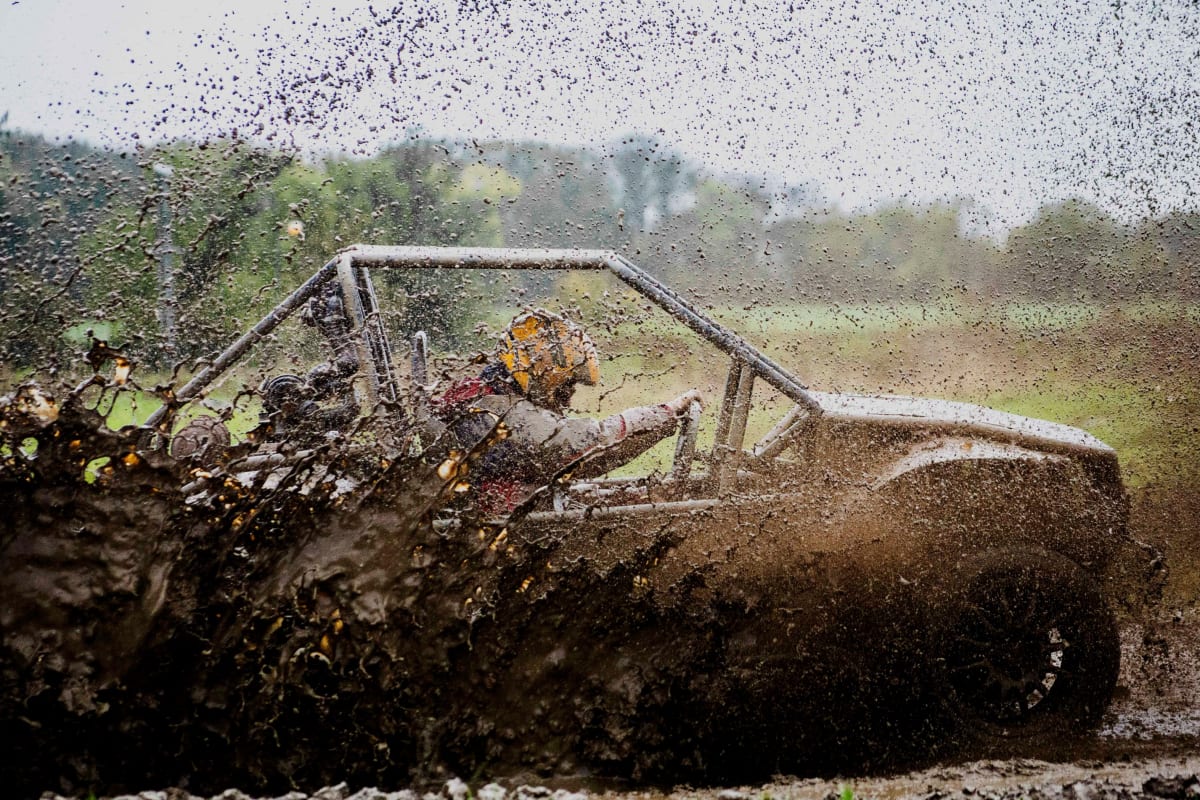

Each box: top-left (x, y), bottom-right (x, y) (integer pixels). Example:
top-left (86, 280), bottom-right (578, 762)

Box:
top-left (2, 124), bottom-right (1197, 374)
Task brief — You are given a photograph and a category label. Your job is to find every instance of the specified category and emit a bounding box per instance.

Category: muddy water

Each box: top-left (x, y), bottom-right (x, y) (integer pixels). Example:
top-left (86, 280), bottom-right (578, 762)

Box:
top-left (1102, 617), bottom-right (1200, 739)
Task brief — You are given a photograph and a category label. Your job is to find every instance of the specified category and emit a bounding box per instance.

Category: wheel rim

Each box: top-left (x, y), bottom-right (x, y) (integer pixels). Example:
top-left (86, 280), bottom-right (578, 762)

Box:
top-left (946, 575), bottom-right (1072, 724)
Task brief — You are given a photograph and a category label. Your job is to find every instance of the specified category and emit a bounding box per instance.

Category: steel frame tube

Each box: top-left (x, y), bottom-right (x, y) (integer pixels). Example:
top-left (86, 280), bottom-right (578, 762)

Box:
top-left (144, 254), bottom-right (342, 429)
top-left (146, 245), bottom-right (822, 431)
top-left (712, 359), bottom-right (743, 458)
top-left (344, 245), bottom-right (822, 412)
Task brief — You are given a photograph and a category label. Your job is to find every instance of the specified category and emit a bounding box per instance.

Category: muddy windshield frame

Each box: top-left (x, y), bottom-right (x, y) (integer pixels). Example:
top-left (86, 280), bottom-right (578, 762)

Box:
top-left (146, 245), bottom-right (823, 433)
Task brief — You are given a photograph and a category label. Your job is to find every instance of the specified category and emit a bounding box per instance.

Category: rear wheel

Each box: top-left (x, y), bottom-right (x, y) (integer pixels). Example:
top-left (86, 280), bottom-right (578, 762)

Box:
top-left (939, 549), bottom-right (1119, 744)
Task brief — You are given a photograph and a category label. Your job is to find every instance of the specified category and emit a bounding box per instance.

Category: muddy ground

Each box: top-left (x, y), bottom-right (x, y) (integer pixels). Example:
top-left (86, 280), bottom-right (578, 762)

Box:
top-left (32, 756), bottom-right (1200, 800)
top-left (32, 607), bottom-right (1200, 800)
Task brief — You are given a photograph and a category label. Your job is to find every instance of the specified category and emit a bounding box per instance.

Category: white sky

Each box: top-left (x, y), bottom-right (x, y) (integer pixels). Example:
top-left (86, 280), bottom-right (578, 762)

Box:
top-left (1, 0), bottom-right (1198, 233)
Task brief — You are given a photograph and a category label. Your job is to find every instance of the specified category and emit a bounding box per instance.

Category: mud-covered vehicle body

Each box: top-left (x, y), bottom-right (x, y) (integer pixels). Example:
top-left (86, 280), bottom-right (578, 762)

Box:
top-left (158, 245), bottom-right (1132, 772)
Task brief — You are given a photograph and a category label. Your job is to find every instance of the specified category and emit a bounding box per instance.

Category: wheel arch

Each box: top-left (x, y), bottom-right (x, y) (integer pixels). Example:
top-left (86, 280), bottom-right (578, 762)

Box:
top-left (853, 446), bottom-right (1126, 577)
top-left (868, 437), bottom-right (1066, 490)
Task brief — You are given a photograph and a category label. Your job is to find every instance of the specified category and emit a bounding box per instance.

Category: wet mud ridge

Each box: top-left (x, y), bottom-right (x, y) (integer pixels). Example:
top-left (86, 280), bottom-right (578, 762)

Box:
top-left (31, 757), bottom-right (1200, 800)
top-left (0, 386), bottom-right (1193, 800)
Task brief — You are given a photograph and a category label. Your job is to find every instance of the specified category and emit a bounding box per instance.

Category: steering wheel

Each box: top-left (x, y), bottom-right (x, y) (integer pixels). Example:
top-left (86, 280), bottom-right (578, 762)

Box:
top-left (669, 400), bottom-right (703, 485)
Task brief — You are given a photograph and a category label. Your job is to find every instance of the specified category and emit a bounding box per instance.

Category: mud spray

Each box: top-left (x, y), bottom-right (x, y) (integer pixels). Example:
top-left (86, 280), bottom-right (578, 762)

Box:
top-left (0, 380), bottom-right (1190, 800)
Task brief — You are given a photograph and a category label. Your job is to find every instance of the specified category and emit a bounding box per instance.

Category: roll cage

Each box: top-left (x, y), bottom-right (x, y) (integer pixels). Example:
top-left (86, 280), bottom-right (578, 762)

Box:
top-left (146, 246), bottom-right (825, 474)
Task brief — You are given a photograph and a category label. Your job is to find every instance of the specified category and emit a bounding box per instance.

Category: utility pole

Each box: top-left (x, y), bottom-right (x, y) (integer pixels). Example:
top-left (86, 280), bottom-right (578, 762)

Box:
top-left (153, 162), bottom-right (177, 359)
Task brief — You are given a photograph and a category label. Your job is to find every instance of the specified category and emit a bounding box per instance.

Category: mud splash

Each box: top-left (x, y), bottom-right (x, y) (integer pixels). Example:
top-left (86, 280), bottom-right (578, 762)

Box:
top-left (0, 380), bottom-right (1181, 800)
top-left (0, 382), bottom-right (926, 797)
top-left (0, 381), bottom-right (482, 797)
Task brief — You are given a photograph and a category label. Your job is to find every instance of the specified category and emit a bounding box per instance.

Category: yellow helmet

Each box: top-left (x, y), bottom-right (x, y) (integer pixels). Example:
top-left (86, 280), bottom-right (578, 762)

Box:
top-left (499, 309), bottom-right (600, 406)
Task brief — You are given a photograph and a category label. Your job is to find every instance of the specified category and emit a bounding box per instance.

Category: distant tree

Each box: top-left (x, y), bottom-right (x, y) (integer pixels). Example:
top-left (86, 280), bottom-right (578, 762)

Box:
top-left (609, 134), bottom-right (695, 235)
top-left (372, 138), bottom-right (512, 345)
top-left (78, 141), bottom-right (293, 365)
top-left (635, 176), bottom-right (771, 299)
top-left (74, 137), bottom-right (513, 366)
top-left (1003, 200), bottom-right (1128, 302)
top-left (762, 201), bottom-right (1001, 304)
top-left (1136, 212), bottom-right (1200, 302)
top-left (0, 127), bottom-right (136, 373)
top-left (763, 212), bottom-right (844, 302)
top-left (488, 141), bottom-right (621, 250)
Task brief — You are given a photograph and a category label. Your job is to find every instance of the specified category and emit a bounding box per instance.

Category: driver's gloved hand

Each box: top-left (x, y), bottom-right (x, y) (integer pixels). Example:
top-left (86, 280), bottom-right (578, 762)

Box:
top-left (665, 388), bottom-right (704, 416)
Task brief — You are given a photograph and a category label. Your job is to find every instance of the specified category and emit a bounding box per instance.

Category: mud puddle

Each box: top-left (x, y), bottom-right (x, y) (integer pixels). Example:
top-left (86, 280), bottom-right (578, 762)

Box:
top-left (1102, 707), bottom-right (1200, 741)
top-left (1102, 617), bottom-right (1200, 741)
top-left (749, 756), bottom-right (1200, 800)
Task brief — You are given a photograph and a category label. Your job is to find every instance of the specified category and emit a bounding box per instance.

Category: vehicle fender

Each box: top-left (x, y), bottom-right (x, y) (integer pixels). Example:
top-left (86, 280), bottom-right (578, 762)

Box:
top-left (854, 438), bottom-right (1122, 577)
top-left (868, 436), bottom-right (1063, 491)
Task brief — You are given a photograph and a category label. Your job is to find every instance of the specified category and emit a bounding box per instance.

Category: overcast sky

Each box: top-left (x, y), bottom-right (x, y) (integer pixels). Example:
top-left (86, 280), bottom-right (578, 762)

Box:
top-left (2, 0), bottom-right (1198, 233)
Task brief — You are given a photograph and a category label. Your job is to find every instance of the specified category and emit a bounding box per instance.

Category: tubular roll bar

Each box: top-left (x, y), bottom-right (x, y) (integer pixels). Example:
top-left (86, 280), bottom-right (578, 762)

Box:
top-left (145, 245), bottom-right (822, 429)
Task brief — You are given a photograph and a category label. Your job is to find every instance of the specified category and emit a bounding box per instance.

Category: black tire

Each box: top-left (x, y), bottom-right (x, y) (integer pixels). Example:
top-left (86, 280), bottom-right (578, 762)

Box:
top-left (937, 549), bottom-right (1120, 745)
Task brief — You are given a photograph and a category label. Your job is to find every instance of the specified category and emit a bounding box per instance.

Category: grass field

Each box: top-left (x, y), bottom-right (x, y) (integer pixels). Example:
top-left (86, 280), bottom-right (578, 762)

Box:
top-left (575, 300), bottom-right (1199, 489)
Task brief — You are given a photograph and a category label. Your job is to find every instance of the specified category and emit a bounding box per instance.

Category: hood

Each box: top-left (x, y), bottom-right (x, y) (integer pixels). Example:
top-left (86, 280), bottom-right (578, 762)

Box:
top-left (809, 391), bottom-right (1114, 455)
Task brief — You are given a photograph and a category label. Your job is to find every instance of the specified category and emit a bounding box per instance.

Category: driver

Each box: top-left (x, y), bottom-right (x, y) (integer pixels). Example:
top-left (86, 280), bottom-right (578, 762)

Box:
top-left (432, 309), bottom-right (702, 515)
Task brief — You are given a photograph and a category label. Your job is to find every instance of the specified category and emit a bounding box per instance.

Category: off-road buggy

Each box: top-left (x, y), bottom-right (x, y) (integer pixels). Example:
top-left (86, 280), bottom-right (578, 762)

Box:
top-left (150, 245), bottom-right (1135, 772)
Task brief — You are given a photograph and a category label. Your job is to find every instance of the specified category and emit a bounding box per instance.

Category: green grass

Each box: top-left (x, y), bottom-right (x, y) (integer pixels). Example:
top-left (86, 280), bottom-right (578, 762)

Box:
top-left (73, 385), bottom-right (260, 482)
top-left (998, 302), bottom-right (1103, 332)
top-left (710, 300), bottom-right (965, 336)
top-left (87, 388), bottom-right (162, 430)
top-left (84, 385), bottom-right (261, 441)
